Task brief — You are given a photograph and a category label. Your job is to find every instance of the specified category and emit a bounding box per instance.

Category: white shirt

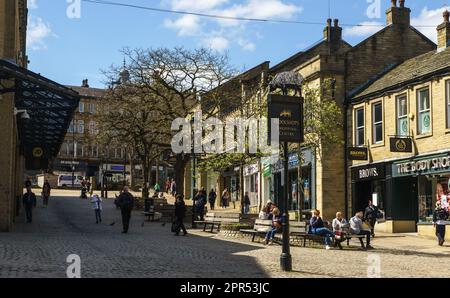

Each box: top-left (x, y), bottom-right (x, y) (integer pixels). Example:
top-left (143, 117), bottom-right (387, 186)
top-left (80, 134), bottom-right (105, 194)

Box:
top-left (90, 196), bottom-right (102, 210)
top-left (332, 218), bottom-right (348, 232)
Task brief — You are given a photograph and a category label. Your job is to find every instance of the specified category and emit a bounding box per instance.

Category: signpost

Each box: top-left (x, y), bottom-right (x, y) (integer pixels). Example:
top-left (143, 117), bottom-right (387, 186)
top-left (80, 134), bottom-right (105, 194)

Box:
top-left (390, 137), bottom-right (413, 153)
top-left (268, 93), bottom-right (304, 272)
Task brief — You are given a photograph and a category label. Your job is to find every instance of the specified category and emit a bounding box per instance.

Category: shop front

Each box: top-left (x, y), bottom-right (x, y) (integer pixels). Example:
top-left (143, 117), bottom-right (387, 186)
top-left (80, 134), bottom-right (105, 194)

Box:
top-left (392, 152), bottom-right (450, 239)
top-left (244, 163), bottom-right (259, 212)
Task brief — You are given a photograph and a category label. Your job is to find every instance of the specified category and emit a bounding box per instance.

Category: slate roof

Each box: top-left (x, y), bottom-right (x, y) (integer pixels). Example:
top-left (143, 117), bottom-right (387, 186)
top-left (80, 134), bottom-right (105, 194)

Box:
top-left (351, 47), bottom-right (450, 101)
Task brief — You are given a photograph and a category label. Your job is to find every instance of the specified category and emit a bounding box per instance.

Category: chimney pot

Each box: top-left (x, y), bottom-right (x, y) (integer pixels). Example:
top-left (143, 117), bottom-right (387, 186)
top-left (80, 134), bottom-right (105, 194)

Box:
top-left (391, 0), bottom-right (397, 7)
top-left (327, 18), bottom-right (332, 27)
top-left (437, 10), bottom-right (450, 51)
top-left (334, 19), bottom-right (339, 27)
top-left (399, 0), bottom-right (405, 8)
top-left (82, 79), bottom-right (89, 88)
top-left (444, 10), bottom-right (450, 23)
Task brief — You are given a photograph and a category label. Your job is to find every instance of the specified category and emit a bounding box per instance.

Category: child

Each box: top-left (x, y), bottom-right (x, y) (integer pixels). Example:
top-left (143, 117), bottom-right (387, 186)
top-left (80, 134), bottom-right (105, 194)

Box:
top-left (91, 194), bottom-right (102, 224)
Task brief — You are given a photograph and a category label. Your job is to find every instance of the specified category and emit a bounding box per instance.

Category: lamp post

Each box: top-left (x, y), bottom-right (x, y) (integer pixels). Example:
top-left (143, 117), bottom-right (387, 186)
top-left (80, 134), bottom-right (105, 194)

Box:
top-left (191, 115), bottom-right (197, 228)
top-left (268, 71), bottom-right (304, 272)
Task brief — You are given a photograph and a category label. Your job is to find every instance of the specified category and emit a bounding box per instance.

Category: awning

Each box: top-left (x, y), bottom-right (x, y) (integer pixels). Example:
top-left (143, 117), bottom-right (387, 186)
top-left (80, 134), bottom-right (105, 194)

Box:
top-left (0, 59), bottom-right (80, 169)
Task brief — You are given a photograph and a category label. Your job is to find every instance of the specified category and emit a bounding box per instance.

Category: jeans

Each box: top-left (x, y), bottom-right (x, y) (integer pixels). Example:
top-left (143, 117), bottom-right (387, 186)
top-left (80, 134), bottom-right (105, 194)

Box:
top-left (312, 227), bottom-right (334, 246)
top-left (436, 225), bottom-right (446, 243)
top-left (175, 217), bottom-right (187, 235)
top-left (25, 206), bottom-right (33, 223)
top-left (121, 207), bottom-right (132, 233)
top-left (265, 227), bottom-right (278, 240)
top-left (358, 230), bottom-right (371, 246)
top-left (94, 209), bottom-right (102, 223)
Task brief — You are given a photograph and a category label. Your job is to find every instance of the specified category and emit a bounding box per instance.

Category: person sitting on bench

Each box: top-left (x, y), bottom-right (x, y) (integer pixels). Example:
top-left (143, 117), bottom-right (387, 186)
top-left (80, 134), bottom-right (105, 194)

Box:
top-left (332, 211), bottom-right (348, 249)
top-left (350, 211), bottom-right (373, 250)
top-left (309, 209), bottom-right (335, 250)
top-left (264, 208), bottom-right (282, 245)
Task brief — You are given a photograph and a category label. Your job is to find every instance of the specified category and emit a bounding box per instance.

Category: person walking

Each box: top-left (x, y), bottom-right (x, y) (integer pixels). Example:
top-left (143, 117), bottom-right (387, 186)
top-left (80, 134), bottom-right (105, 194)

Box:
top-left (195, 189), bottom-right (207, 221)
top-left (154, 181), bottom-right (161, 194)
top-left (208, 189), bottom-right (217, 210)
top-left (22, 186), bottom-right (37, 223)
top-left (174, 195), bottom-right (188, 236)
top-left (221, 188), bottom-right (230, 209)
top-left (170, 179), bottom-right (177, 197)
top-left (243, 192), bottom-right (251, 215)
top-left (86, 179), bottom-right (92, 194)
top-left (116, 186), bottom-right (135, 234)
top-left (433, 201), bottom-right (449, 246)
top-left (42, 179), bottom-right (51, 207)
top-left (350, 211), bottom-right (373, 249)
top-left (91, 194), bottom-right (103, 224)
top-left (165, 178), bottom-right (171, 194)
top-left (364, 199), bottom-right (379, 237)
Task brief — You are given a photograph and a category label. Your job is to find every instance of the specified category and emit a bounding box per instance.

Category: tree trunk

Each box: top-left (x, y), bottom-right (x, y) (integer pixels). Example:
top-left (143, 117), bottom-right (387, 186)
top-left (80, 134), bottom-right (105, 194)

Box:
top-left (174, 154), bottom-right (188, 199)
top-left (142, 157), bottom-right (150, 199)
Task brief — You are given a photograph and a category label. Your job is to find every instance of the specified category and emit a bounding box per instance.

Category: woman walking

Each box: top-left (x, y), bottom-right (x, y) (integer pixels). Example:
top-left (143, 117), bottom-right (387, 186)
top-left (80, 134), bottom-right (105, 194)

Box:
top-left (42, 179), bottom-right (51, 208)
top-left (221, 188), bottom-right (230, 209)
top-left (91, 194), bottom-right (102, 224)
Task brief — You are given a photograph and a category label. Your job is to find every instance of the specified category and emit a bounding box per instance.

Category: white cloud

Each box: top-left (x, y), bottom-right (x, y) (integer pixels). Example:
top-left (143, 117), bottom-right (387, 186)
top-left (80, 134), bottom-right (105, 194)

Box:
top-left (162, 0), bottom-right (302, 51)
top-left (343, 21), bottom-right (384, 38)
top-left (164, 15), bottom-right (201, 36)
top-left (28, 0), bottom-right (38, 9)
top-left (204, 36), bottom-right (230, 52)
top-left (27, 16), bottom-right (53, 50)
top-left (412, 6), bottom-right (450, 43)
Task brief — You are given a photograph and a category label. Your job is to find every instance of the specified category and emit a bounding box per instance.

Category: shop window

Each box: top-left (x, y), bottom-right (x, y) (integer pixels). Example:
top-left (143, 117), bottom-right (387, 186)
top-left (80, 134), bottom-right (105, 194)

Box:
top-left (417, 88), bottom-right (431, 135)
top-left (355, 108), bottom-right (365, 146)
top-left (301, 167), bottom-right (313, 212)
top-left (446, 80), bottom-right (450, 129)
top-left (372, 103), bottom-right (383, 144)
top-left (396, 95), bottom-right (408, 136)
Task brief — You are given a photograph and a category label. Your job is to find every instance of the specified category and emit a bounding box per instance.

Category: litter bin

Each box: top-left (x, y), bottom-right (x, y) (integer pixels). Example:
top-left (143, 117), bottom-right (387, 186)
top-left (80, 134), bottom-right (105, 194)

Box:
top-left (144, 197), bottom-right (154, 213)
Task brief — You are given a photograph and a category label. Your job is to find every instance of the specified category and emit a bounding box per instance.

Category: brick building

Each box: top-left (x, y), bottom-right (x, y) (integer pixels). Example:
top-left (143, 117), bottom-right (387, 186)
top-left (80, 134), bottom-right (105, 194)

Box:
top-left (0, 1), bottom-right (78, 231)
top-left (348, 10), bottom-right (450, 237)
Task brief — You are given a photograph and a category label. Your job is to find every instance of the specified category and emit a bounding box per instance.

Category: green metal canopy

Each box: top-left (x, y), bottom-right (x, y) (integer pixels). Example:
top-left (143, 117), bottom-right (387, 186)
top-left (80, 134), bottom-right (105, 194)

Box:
top-left (0, 59), bottom-right (80, 169)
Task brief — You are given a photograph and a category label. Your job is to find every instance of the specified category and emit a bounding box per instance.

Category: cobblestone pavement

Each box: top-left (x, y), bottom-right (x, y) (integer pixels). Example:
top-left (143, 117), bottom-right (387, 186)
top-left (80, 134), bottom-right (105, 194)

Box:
top-left (1, 194), bottom-right (450, 278)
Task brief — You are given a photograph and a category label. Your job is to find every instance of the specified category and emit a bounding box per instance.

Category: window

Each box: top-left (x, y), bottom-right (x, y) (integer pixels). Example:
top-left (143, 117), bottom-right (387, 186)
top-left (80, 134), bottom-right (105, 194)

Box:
top-left (89, 121), bottom-right (97, 135)
top-left (446, 81), bottom-right (450, 129)
top-left (355, 108), bottom-right (365, 146)
top-left (68, 120), bottom-right (75, 133)
top-left (79, 102), bottom-right (85, 113)
top-left (77, 120), bottom-right (84, 134)
top-left (88, 103), bottom-right (95, 114)
top-left (92, 145), bottom-right (98, 158)
top-left (372, 102), bottom-right (383, 144)
top-left (417, 88), bottom-right (431, 135)
top-left (75, 142), bottom-right (83, 158)
top-left (396, 95), bottom-right (408, 136)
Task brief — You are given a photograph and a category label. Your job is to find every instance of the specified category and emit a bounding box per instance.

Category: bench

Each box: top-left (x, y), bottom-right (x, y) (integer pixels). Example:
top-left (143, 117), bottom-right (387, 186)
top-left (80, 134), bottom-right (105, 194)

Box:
top-left (194, 212), bottom-right (240, 233)
top-left (340, 226), bottom-right (368, 248)
top-left (241, 219), bottom-right (273, 242)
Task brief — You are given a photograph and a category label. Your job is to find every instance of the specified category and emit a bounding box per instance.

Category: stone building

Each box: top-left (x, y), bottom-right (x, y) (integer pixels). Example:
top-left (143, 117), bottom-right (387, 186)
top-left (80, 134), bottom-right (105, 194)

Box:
top-left (0, 1), bottom-right (78, 231)
top-left (347, 10), bottom-right (450, 237)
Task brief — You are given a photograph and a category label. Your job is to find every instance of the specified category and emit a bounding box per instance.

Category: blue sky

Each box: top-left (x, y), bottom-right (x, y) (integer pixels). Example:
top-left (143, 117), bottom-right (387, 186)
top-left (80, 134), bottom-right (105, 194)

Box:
top-left (27, 0), bottom-right (449, 88)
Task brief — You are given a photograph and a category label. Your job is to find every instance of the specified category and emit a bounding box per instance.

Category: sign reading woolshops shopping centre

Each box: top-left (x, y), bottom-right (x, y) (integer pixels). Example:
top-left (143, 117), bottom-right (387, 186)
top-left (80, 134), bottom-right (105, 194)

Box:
top-left (393, 154), bottom-right (450, 177)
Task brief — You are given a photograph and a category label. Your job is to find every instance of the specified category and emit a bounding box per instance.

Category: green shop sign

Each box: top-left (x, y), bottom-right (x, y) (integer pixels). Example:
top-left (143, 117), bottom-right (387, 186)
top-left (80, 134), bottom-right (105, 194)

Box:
top-left (393, 153), bottom-right (450, 177)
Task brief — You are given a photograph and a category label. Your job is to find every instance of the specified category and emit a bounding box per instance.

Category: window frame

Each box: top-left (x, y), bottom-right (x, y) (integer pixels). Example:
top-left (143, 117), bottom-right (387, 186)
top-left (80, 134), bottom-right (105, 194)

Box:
top-left (396, 94), bottom-right (408, 137)
top-left (79, 102), bottom-right (85, 113)
top-left (417, 87), bottom-right (431, 135)
top-left (372, 102), bottom-right (383, 144)
top-left (354, 107), bottom-right (365, 146)
top-left (446, 80), bottom-right (450, 129)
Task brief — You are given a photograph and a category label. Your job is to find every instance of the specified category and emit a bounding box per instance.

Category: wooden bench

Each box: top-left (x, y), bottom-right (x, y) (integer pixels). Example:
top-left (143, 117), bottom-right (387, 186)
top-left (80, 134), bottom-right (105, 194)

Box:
top-left (241, 219), bottom-right (273, 242)
top-left (194, 212), bottom-right (240, 233)
top-left (340, 226), bottom-right (368, 247)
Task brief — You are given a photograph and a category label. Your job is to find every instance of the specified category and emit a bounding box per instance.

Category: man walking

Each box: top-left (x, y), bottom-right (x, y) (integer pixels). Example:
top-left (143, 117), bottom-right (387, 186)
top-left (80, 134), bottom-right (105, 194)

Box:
top-left (364, 199), bottom-right (379, 237)
top-left (42, 179), bottom-right (51, 207)
top-left (22, 186), bottom-right (37, 223)
top-left (117, 186), bottom-right (135, 234)
top-left (174, 195), bottom-right (188, 236)
top-left (243, 192), bottom-right (251, 215)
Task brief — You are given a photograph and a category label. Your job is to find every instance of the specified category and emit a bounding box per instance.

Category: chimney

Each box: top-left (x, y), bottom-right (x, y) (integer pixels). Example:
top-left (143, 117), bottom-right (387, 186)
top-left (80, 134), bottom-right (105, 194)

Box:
top-left (82, 79), bottom-right (89, 88)
top-left (437, 10), bottom-right (450, 52)
top-left (323, 18), bottom-right (342, 44)
top-left (386, 0), bottom-right (410, 27)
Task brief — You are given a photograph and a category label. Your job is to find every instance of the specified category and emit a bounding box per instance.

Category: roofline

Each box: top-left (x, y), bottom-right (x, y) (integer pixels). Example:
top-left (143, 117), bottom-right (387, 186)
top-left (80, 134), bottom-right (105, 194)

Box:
top-left (350, 66), bottom-right (450, 104)
top-left (269, 39), bottom-right (325, 72)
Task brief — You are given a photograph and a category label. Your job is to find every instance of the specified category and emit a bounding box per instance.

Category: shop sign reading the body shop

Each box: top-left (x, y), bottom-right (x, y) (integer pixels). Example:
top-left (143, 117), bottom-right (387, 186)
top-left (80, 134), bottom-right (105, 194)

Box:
top-left (393, 154), bottom-right (450, 177)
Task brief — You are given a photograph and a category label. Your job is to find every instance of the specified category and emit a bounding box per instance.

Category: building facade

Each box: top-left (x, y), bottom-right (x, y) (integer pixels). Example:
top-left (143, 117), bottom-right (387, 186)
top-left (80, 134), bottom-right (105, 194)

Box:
top-left (348, 10), bottom-right (450, 237)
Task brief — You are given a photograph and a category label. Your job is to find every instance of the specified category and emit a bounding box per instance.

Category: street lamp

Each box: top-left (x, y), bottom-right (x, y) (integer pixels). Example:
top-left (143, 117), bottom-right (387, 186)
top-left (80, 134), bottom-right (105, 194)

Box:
top-left (269, 71), bottom-right (304, 272)
top-left (191, 115), bottom-right (197, 228)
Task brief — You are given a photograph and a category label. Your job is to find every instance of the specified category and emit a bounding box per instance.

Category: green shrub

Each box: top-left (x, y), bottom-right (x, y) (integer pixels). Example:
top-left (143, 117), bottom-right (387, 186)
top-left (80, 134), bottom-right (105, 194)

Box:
top-left (220, 223), bottom-right (252, 231)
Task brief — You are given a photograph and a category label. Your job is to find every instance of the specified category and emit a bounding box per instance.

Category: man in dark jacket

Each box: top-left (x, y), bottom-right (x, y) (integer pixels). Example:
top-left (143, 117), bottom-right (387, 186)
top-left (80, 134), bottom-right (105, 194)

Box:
top-left (174, 195), bottom-right (187, 236)
top-left (243, 192), bottom-right (251, 215)
top-left (195, 189), bottom-right (207, 221)
top-left (364, 200), bottom-right (379, 237)
top-left (116, 186), bottom-right (135, 234)
top-left (22, 186), bottom-right (37, 223)
top-left (433, 202), bottom-right (449, 246)
top-left (208, 189), bottom-right (217, 211)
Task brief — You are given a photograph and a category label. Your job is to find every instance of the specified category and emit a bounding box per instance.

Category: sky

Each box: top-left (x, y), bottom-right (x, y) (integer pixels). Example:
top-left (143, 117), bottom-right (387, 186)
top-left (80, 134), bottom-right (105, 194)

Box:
top-left (27, 0), bottom-right (450, 88)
